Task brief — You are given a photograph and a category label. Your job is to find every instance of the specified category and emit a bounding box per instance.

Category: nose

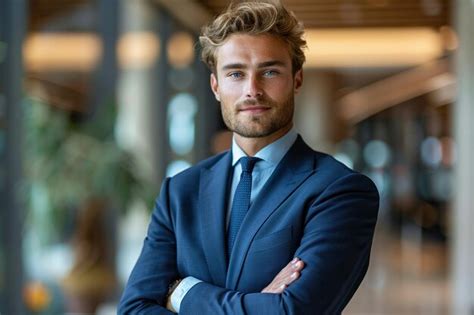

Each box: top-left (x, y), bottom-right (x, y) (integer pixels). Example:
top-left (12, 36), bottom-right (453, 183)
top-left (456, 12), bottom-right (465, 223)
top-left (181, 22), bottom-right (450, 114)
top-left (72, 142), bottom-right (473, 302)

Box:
top-left (245, 75), bottom-right (263, 98)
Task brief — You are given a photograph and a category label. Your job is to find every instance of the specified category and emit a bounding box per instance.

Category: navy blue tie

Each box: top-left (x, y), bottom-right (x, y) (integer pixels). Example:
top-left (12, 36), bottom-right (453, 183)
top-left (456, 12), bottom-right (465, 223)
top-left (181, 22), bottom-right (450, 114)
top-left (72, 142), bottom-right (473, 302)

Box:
top-left (227, 157), bottom-right (260, 257)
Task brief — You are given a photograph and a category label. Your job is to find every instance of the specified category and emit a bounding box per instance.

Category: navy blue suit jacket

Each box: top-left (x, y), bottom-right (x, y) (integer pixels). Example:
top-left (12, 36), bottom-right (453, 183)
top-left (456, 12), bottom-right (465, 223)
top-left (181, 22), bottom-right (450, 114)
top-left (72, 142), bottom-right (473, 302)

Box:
top-left (119, 136), bottom-right (379, 314)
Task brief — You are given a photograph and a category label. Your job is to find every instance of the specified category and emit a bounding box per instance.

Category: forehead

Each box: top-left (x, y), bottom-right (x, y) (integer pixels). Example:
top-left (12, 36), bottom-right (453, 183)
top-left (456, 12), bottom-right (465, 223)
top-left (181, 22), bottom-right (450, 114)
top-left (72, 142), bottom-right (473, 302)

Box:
top-left (215, 33), bottom-right (291, 69)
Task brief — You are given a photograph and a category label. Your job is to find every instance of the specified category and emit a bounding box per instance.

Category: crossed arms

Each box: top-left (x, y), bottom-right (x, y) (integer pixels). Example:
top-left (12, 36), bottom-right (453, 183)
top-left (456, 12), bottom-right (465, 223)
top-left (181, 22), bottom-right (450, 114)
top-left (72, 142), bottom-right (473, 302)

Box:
top-left (118, 173), bottom-right (379, 314)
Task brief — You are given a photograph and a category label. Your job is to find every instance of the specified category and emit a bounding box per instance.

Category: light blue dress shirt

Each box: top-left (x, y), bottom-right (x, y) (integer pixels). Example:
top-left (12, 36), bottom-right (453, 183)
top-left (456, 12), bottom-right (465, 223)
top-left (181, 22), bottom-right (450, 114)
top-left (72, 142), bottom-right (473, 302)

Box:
top-left (170, 127), bottom-right (298, 313)
top-left (227, 127), bottom-right (298, 227)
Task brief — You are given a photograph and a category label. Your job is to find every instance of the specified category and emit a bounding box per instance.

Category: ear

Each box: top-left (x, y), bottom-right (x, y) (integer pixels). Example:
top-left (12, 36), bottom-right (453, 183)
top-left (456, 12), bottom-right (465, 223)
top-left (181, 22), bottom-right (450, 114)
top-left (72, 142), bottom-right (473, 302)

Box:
top-left (210, 73), bottom-right (220, 102)
top-left (293, 69), bottom-right (303, 94)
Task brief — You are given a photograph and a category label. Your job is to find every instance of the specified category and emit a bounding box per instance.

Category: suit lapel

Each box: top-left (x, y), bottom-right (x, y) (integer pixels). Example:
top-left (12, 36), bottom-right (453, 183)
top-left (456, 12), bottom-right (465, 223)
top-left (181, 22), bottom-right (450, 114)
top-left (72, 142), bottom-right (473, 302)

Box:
top-left (198, 152), bottom-right (232, 287)
top-left (226, 137), bottom-right (316, 289)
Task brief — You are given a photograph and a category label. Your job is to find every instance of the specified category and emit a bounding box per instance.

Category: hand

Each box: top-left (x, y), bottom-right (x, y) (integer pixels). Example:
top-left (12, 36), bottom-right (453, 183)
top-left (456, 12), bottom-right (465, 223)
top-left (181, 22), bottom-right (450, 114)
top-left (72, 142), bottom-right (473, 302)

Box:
top-left (261, 257), bottom-right (305, 294)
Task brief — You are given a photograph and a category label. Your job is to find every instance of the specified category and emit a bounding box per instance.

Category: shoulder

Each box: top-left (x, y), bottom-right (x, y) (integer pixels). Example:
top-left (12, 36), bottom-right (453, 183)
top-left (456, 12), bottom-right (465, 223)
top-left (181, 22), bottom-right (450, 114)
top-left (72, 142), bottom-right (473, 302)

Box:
top-left (167, 150), bottom-right (229, 185)
top-left (314, 151), bottom-right (355, 177)
top-left (307, 148), bottom-right (378, 194)
top-left (289, 136), bottom-right (375, 189)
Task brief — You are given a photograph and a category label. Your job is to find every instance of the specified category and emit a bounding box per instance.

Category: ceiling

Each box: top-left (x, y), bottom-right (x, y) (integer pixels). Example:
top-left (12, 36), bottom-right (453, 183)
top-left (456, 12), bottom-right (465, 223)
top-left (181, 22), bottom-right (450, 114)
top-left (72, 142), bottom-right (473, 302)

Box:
top-left (29, 0), bottom-right (91, 31)
top-left (29, 0), bottom-right (451, 32)
top-left (196, 0), bottom-right (451, 29)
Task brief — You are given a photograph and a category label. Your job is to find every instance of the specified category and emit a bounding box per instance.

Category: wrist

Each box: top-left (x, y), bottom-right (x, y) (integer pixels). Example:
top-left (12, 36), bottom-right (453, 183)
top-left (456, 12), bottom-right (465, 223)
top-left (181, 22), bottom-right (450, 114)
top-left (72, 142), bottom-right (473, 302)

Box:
top-left (168, 279), bottom-right (182, 295)
top-left (166, 279), bottom-right (182, 312)
top-left (169, 276), bottom-right (203, 313)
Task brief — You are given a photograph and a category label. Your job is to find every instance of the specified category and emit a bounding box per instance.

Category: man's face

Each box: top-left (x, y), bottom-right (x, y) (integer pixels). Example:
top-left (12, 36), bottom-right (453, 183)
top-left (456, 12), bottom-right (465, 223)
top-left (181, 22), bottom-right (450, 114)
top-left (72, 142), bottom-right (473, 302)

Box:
top-left (210, 34), bottom-right (303, 139)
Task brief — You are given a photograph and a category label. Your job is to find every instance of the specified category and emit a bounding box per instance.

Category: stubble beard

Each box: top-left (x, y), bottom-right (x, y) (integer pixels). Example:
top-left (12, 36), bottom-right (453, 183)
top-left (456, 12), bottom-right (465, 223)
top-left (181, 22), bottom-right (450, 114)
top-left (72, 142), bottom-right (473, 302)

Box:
top-left (221, 92), bottom-right (295, 138)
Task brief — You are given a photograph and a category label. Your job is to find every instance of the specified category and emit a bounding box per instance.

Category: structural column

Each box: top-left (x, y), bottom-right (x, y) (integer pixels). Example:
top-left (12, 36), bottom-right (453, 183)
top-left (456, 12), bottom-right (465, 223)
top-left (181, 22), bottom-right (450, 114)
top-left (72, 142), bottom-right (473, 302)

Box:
top-left (0, 0), bottom-right (26, 314)
top-left (452, 0), bottom-right (474, 314)
top-left (295, 70), bottom-right (338, 153)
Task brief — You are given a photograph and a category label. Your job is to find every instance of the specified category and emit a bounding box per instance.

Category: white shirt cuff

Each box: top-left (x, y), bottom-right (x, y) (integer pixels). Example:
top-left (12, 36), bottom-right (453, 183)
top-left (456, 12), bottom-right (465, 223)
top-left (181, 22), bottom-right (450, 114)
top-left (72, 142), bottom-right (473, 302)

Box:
top-left (170, 276), bottom-right (202, 313)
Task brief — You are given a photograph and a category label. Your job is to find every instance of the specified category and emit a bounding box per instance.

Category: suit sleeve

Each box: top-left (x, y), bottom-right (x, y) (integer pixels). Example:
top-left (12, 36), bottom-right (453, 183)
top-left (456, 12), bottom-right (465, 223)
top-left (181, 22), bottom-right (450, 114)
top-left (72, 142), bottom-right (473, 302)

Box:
top-left (179, 173), bottom-right (379, 315)
top-left (118, 177), bottom-right (177, 315)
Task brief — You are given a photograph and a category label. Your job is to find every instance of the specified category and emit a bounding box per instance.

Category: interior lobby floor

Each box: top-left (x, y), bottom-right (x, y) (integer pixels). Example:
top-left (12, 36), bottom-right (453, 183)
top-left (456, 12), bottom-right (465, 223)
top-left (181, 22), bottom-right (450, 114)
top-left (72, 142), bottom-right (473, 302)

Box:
top-left (345, 225), bottom-right (450, 314)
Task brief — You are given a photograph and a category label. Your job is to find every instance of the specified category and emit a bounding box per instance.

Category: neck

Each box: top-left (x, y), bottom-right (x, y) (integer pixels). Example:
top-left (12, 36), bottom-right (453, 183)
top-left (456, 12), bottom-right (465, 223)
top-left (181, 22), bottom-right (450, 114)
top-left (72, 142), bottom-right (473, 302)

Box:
top-left (234, 124), bottom-right (293, 156)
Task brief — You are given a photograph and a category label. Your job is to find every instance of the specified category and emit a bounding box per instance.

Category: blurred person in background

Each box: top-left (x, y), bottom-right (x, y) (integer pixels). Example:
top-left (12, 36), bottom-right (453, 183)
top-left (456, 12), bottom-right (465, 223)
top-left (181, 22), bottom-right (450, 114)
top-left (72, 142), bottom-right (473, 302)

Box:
top-left (119, 1), bottom-right (379, 314)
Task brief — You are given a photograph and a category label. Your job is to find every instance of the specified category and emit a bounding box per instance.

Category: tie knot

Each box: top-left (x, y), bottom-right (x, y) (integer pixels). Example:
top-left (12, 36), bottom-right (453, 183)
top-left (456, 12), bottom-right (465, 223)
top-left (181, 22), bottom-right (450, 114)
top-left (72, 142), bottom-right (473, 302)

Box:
top-left (239, 157), bottom-right (260, 173)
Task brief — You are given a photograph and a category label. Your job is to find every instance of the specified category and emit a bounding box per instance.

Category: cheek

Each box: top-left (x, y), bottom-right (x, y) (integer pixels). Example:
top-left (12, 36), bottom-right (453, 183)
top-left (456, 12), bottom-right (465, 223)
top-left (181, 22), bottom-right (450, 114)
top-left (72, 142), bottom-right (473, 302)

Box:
top-left (266, 80), bottom-right (293, 98)
top-left (219, 82), bottom-right (242, 101)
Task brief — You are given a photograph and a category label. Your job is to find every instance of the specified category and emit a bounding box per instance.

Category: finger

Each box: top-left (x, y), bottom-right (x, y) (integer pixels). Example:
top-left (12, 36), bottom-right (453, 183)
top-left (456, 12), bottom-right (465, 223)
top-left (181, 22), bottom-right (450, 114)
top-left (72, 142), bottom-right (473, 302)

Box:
top-left (278, 283), bottom-right (287, 292)
top-left (273, 259), bottom-right (302, 286)
top-left (261, 258), bottom-right (303, 294)
top-left (283, 257), bottom-right (299, 273)
top-left (262, 284), bottom-right (283, 294)
top-left (287, 271), bottom-right (300, 285)
top-left (274, 259), bottom-right (298, 280)
top-left (292, 260), bottom-right (305, 272)
top-left (283, 258), bottom-right (301, 275)
top-left (262, 279), bottom-right (288, 294)
top-left (274, 270), bottom-right (299, 290)
top-left (279, 270), bottom-right (300, 288)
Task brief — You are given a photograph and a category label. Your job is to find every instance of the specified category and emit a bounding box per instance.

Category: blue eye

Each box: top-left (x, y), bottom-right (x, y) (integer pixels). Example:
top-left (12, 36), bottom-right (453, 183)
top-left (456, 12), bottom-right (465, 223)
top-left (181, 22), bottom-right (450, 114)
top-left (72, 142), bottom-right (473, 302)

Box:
top-left (229, 72), bottom-right (243, 79)
top-left (263, 70), bottom-right (278, 77)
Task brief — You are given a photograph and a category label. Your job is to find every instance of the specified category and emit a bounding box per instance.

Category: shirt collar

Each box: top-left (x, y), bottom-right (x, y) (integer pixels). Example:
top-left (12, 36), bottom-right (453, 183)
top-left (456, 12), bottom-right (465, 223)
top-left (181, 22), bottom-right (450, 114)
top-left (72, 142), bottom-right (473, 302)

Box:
top-left (231, 127), bottom-right (298, 167)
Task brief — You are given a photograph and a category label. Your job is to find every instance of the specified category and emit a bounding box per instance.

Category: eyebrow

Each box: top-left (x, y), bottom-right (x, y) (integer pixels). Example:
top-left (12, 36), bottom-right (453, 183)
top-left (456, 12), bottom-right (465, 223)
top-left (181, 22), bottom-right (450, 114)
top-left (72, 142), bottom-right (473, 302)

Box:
top-left (221, 60), bottom-right (287, 71)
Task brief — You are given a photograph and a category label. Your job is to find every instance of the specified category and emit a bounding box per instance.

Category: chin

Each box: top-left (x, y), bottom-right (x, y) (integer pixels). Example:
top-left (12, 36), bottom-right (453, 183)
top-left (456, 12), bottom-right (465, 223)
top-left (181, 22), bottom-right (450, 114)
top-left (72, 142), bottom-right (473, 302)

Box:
top-left (233, 127), bottom-right (278, 138)
top-left (229, 117), bottom-right (291, 139)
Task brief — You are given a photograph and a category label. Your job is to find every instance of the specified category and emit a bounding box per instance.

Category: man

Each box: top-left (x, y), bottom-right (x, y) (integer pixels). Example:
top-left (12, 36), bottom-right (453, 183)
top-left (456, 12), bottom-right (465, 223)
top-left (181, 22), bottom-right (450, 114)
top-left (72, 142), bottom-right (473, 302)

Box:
top-left (119, 1), bottom-right (379, 314)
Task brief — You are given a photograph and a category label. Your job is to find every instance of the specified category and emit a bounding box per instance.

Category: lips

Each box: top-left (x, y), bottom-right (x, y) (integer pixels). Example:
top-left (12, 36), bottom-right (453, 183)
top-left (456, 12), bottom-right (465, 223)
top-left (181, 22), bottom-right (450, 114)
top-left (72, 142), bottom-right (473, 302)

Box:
top-left (238, 105), bottom-right (271, 113)
top-left (239, 106), bottom-right (270, 115)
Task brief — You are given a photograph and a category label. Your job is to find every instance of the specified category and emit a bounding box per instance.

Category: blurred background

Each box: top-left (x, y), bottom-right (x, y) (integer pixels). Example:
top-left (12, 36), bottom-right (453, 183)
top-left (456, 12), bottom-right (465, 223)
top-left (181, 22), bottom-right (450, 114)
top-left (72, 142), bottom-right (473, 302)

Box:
top-left (1, 0), bottom-right (473, 314)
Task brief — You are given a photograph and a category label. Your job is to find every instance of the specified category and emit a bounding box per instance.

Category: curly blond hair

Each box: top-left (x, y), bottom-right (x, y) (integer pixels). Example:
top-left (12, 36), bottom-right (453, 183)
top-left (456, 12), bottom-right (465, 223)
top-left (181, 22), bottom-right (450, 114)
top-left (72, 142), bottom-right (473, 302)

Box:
top-left (199, 0), bottom-right (306, 74)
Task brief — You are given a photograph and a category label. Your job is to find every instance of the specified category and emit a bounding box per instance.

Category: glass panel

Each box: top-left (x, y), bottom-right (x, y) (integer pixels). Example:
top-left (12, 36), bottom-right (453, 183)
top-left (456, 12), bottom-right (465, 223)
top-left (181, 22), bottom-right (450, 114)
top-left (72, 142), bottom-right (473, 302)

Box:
top-left (168, 93), bottom-right (198, 156)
